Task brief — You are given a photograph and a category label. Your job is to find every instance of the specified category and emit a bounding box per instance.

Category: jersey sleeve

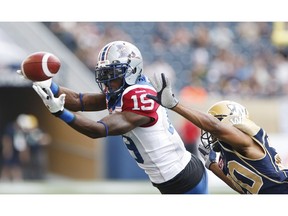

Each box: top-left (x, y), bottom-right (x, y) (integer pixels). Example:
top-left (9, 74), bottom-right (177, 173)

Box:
top-left (121, 85), bottom-right (160, 127)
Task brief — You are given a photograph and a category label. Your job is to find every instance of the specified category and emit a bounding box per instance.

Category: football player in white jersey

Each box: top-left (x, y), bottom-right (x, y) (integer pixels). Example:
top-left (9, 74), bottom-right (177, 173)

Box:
top-left (27, 41), bottom-right (208, 194)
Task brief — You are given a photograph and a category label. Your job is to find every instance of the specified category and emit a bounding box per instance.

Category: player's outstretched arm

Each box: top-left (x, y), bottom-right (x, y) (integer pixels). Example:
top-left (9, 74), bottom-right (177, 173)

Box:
top-left (147, 73), bottom-right (258, 156)
top-left (147, 73), bottom-right (222, 134)
top-left (18, 68), bottom-right (107, 112)
top-left (55, 86), bottom-right (107, 112)
top-left (32, 82), bottom-right (151, 139)
top-left (32, 84), bottom-right (108, 137)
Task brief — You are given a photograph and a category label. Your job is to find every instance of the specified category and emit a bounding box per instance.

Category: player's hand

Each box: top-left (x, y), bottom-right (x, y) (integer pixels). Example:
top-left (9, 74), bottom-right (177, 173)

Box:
top-left (198, 142), bottom-right (217, 169)
top-left (16, 69), bottom-right (27, 79)
top-left (146, 73), bottom-right (178, 109)
top-left (32, 83), bottom-right (65, 113)
top-left (17, 69), bottom-right (52, 89)
top-left (33, 78), bottom-right (52, 89)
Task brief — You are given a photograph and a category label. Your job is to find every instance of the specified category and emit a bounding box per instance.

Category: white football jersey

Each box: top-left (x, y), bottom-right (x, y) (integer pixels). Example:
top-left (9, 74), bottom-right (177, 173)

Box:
top-left (111, 80), bottom-right (191, 184)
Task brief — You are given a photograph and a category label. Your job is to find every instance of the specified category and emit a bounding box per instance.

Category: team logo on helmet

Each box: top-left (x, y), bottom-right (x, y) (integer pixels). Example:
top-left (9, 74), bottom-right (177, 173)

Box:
top-left (116, 44), bottom-right (130, 58)
top-left (227, 103), bottom-right (247, 117)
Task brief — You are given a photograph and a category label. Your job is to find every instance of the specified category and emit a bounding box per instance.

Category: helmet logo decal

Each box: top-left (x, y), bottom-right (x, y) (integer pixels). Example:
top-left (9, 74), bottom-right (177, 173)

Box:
top-left (128, 51), bottom-right (136, 59)
top-left (116, 44), bottom-right (130, 58)
top-left (116, 44), bottom-right (140, 59)
top-left (227, 103), bottom-right (247, 117)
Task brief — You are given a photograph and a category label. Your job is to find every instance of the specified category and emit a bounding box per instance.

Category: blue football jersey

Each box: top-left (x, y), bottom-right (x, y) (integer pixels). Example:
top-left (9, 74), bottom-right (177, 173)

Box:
top-left (219, 128), bottom-right (288, 194)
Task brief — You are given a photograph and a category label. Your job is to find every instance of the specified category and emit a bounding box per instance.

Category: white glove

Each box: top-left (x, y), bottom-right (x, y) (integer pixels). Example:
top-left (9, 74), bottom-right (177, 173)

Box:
top-left (17, 69), bottom-right (52, 88)
top-left (32, 84), bottom-right (65, 113)
top-left (34, 78), bottom-right (52, 89)
top-left (146, 73), bottom-right (178, 109)
top-left (16, 69), bottom-right (27, 80)
top-left (198, 142), bottom-right (217, 169)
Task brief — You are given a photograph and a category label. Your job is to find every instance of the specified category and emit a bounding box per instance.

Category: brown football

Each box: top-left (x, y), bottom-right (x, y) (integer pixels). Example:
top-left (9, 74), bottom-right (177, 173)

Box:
top-left (21, 51), bottom-right (61, 81)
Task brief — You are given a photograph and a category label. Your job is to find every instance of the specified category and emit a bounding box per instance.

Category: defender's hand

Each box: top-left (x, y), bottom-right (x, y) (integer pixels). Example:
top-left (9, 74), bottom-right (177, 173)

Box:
top-left (146, 73), bottom-right (178, 109)
top-left (32, 84), bottom-right (65, 113)
top-left (198, 142), bottom-right (217, 169)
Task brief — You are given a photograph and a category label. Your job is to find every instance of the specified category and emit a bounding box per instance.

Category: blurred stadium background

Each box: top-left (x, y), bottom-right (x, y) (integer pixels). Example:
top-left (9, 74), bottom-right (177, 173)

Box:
top-left (1, 22), bottom-right (288, 194)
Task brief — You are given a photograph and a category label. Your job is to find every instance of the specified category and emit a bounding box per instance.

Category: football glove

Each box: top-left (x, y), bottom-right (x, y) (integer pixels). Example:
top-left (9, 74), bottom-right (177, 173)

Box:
top-left (146, 73), bottom-right (178, 109)
top-left (198, 142), bottom-right (217, 170)
top-left (17, 69), bottom-right (52, 89)
top-left (16, 69), bottom-right (26, 79)
top-left (32, 84), bottom-right (65, 113)
top-left (34, 78), bottom-right (52, 89)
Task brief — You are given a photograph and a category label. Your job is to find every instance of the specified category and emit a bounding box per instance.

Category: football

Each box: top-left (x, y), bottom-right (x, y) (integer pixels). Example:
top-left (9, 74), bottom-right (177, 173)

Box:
top-left (21, 51), bottom-right (61, 81)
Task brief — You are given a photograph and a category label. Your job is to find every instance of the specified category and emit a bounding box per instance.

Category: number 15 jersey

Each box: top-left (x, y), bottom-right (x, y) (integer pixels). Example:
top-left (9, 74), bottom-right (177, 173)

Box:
top-left (107, 76), bottom-right (191, 184)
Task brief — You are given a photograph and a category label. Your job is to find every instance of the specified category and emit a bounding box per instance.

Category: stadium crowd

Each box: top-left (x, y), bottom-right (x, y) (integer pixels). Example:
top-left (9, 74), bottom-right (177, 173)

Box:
top-left (44, 22), bottom-right (288, 98)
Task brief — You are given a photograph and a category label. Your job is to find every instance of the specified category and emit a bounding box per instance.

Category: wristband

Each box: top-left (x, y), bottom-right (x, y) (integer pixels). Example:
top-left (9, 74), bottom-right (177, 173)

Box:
top-left (53, 109), bottom-right (75, 124)
top-left (97, 120), bottom-right (109, 137)
top-left (79, 93), bottom-right (84, 112)
top-left (50, 81), bottom-right (60, 96)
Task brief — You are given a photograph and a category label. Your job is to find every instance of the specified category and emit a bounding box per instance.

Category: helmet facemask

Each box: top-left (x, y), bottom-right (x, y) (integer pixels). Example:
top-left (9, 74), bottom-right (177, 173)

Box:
top-left (95, 60), bottom-right (131, 97)
top-left (200, 130), bottom-right (221, 152)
